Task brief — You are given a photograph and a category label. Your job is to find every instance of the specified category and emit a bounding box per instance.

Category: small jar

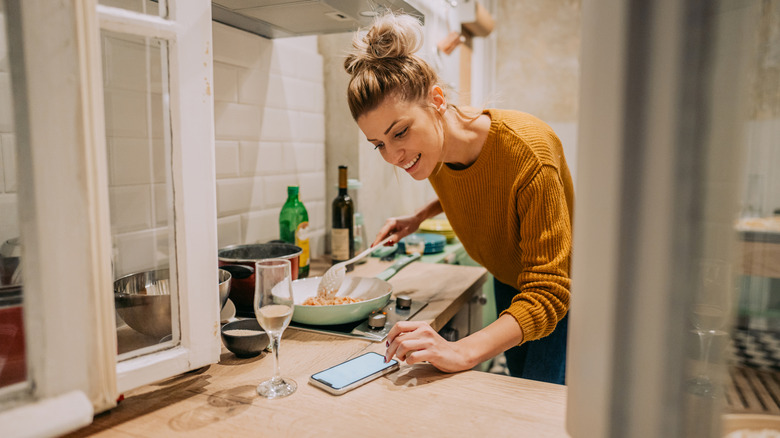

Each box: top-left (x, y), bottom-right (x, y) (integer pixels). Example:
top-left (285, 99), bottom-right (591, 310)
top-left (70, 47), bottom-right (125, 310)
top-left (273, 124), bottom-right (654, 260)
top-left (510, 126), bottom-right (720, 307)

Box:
top-left (404, 234), bottom-right (425, 255)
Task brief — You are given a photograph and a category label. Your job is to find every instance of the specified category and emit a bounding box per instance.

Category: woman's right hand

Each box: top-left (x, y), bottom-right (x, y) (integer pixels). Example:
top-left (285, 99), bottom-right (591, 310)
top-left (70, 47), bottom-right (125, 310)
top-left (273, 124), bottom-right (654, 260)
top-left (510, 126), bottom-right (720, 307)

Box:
top-left (372, 214), bottom-right (423, 246)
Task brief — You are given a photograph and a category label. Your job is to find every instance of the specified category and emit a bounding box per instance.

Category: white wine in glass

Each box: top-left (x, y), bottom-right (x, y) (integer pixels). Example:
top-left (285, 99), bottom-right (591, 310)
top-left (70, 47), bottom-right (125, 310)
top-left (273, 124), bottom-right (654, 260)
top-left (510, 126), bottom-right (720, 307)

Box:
top-left (254, 259), bottom-right (296, 399)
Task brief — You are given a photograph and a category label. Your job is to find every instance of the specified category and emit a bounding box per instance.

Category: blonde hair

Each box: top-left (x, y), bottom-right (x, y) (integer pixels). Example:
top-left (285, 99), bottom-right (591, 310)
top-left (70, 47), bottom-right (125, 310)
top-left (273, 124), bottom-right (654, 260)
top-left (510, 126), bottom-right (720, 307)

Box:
top-left (344, 13), bottom-right (441, 120)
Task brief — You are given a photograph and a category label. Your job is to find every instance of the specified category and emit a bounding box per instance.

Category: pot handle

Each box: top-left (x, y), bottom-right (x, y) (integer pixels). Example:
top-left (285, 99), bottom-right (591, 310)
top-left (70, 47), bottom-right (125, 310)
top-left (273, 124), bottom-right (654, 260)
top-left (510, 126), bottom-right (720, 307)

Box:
top-left (375, 252), bottom-right (421, 281)
top-left (221, 264), bottom-right (254, 280)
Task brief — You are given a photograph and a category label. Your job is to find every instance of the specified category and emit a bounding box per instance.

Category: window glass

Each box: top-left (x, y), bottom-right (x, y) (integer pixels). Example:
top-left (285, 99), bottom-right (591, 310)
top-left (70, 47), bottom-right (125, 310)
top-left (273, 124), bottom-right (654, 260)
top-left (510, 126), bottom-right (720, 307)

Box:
top-left (0, 0), bottom-right (26, 392)
top-left (101, 30), bottom-right (177, 359)
top-left (98, 0), bottom-right (167, 18)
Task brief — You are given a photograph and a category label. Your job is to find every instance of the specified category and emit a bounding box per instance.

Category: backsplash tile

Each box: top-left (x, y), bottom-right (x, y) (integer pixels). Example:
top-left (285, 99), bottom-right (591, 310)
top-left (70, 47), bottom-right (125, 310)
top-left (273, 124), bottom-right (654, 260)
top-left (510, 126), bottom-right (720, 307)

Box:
top-left (215, 140), bottom-right (241, 178)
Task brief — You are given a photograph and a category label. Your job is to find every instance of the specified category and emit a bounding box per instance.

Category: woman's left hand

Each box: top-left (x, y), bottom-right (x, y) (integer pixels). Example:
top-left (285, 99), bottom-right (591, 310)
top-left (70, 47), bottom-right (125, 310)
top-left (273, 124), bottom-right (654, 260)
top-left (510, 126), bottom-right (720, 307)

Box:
top-left (384, 321), bottom-right (474, 373)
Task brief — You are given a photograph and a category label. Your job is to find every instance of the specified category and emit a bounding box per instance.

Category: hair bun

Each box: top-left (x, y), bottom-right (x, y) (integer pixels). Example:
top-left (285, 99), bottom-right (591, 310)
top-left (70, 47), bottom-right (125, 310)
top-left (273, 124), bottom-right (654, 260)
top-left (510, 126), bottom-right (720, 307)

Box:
top-left (363, 13), bottom-right (423, 59)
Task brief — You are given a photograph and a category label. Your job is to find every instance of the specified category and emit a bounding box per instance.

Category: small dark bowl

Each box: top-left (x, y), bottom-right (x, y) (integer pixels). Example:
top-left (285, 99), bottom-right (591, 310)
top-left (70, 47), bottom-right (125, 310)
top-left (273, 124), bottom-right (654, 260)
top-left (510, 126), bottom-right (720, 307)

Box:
top-left (220, 319), bottom-right (269, 358)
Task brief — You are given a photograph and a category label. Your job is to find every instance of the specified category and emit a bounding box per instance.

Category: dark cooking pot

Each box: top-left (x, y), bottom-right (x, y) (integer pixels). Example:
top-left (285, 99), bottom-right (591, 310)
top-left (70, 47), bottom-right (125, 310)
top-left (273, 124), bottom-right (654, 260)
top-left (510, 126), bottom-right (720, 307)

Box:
top-left (0, 285), bottom-right (26, 386)
top-left (218, 242), bottom-right (302, 314)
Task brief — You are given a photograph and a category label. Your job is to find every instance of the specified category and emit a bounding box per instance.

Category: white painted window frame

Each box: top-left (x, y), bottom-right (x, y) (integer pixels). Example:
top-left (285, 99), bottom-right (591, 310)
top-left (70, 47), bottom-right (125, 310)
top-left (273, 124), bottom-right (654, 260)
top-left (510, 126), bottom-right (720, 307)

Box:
top-left (97, 1), bottom-right (221, 395)
top-left (0, 0), bottom-right (219, 435)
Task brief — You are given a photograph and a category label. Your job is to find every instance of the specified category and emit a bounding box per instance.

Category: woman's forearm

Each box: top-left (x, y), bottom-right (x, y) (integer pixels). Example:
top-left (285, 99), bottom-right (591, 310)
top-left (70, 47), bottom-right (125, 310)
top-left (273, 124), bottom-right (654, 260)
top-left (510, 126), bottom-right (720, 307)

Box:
top-left (455, 314), bottom-right (524, 368)
top-left (415, 198), bottom-right (443, 222)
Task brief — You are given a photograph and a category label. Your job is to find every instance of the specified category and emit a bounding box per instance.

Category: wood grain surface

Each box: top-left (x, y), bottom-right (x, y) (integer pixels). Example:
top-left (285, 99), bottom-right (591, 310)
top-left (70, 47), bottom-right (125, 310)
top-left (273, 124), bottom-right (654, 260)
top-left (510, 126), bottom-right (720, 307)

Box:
top-left (67, 258), bottom-right (569, 437)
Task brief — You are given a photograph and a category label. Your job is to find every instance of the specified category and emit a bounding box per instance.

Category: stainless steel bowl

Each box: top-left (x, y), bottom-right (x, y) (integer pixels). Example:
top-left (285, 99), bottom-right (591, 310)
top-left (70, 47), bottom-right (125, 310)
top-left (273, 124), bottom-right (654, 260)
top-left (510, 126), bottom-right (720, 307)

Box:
top-left (114, 268), bottom-right (235, 339)
top-left (218, 268), bottom-right (232, 309)
top-left (114, 269), bottom-right (172, 339)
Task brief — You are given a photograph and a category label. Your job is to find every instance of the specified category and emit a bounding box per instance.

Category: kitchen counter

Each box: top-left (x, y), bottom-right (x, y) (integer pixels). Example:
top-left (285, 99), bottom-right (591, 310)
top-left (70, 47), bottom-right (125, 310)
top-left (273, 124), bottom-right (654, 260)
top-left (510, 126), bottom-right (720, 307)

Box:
top-left (67, 258), bottom-right (569, 437)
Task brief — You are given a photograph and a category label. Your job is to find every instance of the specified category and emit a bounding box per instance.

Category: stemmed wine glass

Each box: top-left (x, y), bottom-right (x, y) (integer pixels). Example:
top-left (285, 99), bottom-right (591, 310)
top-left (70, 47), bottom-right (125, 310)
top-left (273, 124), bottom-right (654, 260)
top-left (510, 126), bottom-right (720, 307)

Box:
top-left (687, 258), bottom-right (733, 397)
top-left (254, 259), bottom-right (297, 399)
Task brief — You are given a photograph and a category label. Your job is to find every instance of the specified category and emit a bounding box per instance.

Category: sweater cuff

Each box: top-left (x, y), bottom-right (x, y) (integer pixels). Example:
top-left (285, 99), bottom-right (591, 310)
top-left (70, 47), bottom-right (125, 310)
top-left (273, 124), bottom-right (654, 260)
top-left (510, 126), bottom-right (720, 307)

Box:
top-left (500, 306), bottom-right (542, 345)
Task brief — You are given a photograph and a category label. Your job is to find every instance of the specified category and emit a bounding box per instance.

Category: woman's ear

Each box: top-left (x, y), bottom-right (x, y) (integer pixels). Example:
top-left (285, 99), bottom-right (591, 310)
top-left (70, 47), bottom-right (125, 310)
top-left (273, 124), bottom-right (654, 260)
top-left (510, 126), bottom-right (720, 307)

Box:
top-left (430, 85), bottom-right (446, 113)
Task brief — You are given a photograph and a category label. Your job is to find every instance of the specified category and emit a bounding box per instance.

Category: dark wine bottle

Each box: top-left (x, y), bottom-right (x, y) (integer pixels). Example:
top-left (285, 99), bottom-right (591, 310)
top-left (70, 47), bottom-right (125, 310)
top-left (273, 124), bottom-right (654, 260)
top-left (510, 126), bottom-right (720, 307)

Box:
top-left (331, 165), bottom-right (354, 271)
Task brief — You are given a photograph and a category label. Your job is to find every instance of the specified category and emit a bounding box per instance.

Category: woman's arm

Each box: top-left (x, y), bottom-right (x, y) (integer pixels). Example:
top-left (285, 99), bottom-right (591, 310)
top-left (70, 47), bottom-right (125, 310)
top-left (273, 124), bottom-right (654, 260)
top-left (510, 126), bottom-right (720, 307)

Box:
top-left (372, 198), bottom-right (443, 246)
top-left (384, 314), bottom-right (523, 372)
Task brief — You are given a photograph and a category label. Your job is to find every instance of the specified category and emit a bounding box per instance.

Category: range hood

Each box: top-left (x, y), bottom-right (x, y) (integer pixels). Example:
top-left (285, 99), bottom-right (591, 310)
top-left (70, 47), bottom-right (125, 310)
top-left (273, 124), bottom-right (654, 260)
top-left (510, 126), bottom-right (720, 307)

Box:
top-left (212, 0), bottom-right (424, 39)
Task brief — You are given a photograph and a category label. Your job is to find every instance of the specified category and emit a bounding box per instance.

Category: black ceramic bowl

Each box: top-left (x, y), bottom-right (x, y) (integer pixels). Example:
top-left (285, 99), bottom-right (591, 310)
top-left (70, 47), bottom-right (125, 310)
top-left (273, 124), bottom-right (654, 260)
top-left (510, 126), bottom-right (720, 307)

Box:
top-left (220, 319), bottom-right (269, 358)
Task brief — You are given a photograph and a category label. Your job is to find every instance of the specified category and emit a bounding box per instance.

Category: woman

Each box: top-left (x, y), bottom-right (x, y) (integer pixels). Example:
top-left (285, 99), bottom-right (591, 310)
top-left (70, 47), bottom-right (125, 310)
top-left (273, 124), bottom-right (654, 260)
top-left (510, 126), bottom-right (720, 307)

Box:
top-left (344, 13), bottom-right (573, 385)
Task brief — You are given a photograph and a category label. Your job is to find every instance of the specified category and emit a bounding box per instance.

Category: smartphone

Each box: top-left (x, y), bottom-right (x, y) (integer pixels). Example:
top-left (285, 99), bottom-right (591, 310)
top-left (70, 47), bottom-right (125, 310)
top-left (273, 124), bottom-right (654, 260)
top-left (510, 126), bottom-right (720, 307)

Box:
top-left (309, 352), bottom-right (399, 395)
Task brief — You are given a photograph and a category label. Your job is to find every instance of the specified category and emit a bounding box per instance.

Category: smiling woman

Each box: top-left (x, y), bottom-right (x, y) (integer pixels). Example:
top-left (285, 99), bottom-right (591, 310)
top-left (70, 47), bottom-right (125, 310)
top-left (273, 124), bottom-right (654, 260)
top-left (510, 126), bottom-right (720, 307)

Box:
top-left (343, 12), bottom-right (574, 385)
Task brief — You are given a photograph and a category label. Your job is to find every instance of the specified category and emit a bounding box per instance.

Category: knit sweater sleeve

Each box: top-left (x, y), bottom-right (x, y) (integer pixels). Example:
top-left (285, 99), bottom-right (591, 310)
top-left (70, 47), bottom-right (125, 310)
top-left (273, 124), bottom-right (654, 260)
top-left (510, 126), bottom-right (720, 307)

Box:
top-left (500, 164), bottom-right (572, 343)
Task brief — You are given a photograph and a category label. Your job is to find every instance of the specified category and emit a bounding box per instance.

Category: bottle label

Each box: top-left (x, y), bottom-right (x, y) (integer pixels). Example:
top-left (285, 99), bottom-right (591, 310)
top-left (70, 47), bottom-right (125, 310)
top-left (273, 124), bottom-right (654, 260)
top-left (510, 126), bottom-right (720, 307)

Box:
top-left (295, 222), bottom-right (309, 268)
top-left (331, 228), bottom-right (350, 261)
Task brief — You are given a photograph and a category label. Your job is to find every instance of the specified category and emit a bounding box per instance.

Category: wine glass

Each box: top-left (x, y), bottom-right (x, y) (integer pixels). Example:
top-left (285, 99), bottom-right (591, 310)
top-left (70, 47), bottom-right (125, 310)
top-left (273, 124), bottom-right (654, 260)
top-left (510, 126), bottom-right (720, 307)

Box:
top-left (687, 258), bottom-right (733, 397)
top-left (254, 259), bottom-right (297, 399)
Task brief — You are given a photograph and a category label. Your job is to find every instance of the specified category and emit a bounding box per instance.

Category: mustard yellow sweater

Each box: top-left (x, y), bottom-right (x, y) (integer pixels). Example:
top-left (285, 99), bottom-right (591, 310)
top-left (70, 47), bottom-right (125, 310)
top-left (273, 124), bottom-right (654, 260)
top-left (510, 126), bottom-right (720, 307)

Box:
top-left (428, 109), bottom-right (573, 343)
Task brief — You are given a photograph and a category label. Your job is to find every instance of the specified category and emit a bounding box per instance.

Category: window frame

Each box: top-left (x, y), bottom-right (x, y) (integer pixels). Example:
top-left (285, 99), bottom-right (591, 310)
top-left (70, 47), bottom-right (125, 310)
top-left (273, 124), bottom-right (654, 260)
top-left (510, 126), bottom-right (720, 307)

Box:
top-left (0, 0), bottom-right (219, 435)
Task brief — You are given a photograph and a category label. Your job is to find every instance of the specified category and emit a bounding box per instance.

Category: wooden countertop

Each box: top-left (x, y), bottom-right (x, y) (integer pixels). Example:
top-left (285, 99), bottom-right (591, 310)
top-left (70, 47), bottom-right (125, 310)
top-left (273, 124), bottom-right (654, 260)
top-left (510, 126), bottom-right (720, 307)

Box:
top-left (67, 258), bottom-right (569, 437)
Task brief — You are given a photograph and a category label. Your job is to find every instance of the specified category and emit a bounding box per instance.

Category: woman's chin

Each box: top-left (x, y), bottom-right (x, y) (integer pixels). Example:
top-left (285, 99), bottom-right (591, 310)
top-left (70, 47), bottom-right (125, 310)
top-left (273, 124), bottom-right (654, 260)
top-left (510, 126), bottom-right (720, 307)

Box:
top-left (407, 166), bottom-right (431, 180)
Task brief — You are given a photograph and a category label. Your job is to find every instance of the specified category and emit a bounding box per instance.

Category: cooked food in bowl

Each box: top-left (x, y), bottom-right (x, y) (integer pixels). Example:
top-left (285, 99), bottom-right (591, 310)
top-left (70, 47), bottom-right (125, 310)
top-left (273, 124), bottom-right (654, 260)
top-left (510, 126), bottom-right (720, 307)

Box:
top-left (291, 276), bottom-right (391, 325)
top-left (302, 296), bottom-right (364, 306)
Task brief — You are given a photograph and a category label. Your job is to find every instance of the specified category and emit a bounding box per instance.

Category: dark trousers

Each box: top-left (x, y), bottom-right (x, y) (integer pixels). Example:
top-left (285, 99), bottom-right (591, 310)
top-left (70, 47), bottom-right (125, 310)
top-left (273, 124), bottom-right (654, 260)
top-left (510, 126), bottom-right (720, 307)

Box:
top-left (494, 278), bottom-right (568, 385)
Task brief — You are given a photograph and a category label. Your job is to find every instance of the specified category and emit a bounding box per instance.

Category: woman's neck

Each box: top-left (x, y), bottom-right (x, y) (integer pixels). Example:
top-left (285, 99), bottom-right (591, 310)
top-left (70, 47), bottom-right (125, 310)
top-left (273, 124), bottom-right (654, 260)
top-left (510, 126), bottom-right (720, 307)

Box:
top-left (441, 107), bottom-right (491, 170)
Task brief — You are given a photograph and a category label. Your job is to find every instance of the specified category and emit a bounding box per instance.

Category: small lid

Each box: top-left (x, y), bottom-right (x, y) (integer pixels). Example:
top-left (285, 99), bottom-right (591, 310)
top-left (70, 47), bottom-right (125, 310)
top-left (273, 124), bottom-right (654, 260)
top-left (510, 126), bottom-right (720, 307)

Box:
top-left (396, 295), bottom-right (412, 309)
top-left (287, 186), bottom-right (299, 196)
top-left (368, 312), bottom-right (387, 329)
top-left (347, 179), bottom-right (362, 190)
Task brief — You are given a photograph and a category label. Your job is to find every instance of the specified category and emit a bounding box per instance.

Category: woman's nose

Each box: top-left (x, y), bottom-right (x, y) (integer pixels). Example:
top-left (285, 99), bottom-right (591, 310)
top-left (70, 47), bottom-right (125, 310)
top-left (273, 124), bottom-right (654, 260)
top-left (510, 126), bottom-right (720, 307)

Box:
top-left (383, 145), bottom-right (404, 165)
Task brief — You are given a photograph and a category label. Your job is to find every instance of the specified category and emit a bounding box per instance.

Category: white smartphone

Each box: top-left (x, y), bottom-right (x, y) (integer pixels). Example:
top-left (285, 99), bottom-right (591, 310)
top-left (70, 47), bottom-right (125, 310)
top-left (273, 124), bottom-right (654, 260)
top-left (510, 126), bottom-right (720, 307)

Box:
top-left (309, 352), bottom-right (399, 395)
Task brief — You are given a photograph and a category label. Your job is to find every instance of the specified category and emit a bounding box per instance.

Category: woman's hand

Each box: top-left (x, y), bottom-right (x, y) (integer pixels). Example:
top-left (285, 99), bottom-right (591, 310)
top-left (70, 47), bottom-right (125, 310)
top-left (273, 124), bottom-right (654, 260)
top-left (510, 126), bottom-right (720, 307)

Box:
top-left (384, 321), bottom-right (475, 373)
top-left (372, 214), bottom-right (423, 247)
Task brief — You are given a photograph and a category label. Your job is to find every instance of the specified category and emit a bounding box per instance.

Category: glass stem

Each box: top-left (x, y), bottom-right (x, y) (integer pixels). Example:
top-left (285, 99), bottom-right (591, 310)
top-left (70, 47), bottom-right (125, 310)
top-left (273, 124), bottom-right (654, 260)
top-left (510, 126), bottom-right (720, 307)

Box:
top-left (271, 332), bottom-right (282, 384)
top-left (698, 330), bottom-right (714, 378)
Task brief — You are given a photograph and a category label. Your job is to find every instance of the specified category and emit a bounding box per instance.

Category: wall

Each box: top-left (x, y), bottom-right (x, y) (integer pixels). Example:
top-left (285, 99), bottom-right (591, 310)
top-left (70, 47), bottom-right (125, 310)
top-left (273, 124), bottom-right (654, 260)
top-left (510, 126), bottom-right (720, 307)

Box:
top-left (107, 22), bottom-right (328, 276)
top-left (318, 1), bottom-right (463, 240)
top-left (742, 0), bottom-right (780, 217)
top-left (212, 23), bottom-right (327, 255)
top-left (493, 0), bottom-right (581, 184)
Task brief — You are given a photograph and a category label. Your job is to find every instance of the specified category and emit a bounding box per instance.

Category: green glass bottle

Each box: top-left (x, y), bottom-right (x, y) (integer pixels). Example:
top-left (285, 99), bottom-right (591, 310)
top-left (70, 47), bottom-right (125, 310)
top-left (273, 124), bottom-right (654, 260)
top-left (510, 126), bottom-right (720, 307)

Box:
top-left (279, 186), bottom-right (309, 278)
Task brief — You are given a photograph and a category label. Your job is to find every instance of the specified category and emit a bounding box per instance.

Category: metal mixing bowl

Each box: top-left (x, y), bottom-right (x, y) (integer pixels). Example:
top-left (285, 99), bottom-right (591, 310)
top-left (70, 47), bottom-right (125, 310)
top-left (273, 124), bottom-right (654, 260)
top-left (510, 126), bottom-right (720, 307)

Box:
top-left (218, 268), bottom-right (231, 310)
top-left (114, 269), bottom-right (172, 339)
top-left (114, 268), bottom-right (235, 339)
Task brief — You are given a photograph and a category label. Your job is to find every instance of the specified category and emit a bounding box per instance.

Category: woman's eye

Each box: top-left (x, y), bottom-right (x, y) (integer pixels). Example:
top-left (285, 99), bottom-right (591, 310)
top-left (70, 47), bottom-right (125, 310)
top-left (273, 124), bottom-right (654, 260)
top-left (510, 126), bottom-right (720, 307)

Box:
top-left (395, 127), bottom-right (408, 138)
top-left (374, 142), bottom-right (384, 150)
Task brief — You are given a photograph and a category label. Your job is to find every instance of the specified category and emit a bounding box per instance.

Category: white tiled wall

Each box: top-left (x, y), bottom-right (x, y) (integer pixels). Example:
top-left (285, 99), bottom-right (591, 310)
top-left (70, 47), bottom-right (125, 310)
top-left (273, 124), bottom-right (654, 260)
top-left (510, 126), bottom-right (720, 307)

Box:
top-left (212, 23), bottom-right (327, 255)
top-left (104, 23), bottom-right (327, 275)
top-left (101, 31), bottom-right (171, 277)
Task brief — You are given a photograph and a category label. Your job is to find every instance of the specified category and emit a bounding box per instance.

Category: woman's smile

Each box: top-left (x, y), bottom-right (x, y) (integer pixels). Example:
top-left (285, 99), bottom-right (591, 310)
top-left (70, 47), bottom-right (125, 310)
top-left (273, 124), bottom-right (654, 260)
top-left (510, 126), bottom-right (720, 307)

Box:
top-left (401, 153), bottom-right (421, 171)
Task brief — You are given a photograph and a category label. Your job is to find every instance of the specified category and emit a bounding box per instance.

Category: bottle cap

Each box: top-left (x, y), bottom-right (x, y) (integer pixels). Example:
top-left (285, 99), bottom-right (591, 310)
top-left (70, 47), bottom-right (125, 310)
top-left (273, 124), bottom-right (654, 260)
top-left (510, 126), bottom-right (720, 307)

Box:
top-left (347, 179), bottom-right (362, 190)
top-left (287, 186), bottom-right (299, 196)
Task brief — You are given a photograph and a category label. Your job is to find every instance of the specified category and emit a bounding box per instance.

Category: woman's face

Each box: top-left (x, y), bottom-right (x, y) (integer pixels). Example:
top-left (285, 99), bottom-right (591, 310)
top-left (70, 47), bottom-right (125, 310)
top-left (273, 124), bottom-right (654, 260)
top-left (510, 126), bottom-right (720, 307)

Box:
top-left (356, 93), bottom-right (444, 181)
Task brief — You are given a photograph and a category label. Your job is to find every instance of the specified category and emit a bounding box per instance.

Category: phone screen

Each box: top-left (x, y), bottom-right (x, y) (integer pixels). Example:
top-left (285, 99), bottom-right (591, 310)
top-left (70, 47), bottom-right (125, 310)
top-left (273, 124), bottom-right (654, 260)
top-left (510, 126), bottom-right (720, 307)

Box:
top-left (311, 352), bottom-right (398, 390)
